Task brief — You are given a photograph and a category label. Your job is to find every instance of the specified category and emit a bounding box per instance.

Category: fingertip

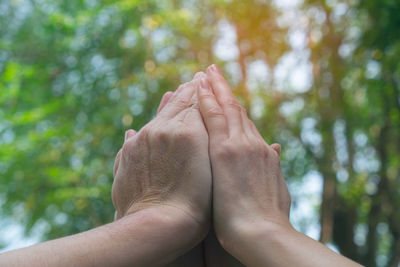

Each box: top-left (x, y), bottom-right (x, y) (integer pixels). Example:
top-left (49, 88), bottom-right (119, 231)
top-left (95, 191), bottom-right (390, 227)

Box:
top-left (165, 91), bottom-right (174, 99)
top-left (124, 129), bottom-right (137, 142)
top-left (206, 64), bottom-right (230, 95)
top-left (193, 71), bottom-right (206, 80)
top-left (271, 143), bottom-right (281, 157)
top-left (207, 64), bottom-right (222, 76)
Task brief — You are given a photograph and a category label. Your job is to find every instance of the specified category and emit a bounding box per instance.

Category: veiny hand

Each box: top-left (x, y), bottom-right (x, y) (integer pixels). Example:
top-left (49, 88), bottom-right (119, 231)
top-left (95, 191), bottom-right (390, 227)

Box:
top-left (197, 65), bottom-right (291, 253)
top-left (112, 72), bottom-right (212, 247)
top-left (158, 78), bottom-right (205, 267)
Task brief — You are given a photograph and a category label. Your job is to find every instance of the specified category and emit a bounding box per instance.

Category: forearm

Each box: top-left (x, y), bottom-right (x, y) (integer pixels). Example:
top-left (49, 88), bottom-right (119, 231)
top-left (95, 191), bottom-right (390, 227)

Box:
top-left (0, 207), bottom-right (201, 267)
top-left (224, 222), bottom-right (363, 267)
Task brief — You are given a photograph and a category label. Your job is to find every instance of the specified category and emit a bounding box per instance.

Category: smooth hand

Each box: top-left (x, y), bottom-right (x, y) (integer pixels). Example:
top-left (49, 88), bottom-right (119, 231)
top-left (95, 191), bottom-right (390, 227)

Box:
top-left (198, 65), bottom-right (291, 259)
top-left (198, 65), bottom-right (361, 267)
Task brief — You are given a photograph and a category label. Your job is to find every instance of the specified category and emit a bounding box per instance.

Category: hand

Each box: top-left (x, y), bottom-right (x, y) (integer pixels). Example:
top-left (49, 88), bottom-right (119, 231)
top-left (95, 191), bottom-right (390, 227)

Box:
top-left (157, 87), bottom-right (205, 267)
top-left (112, 72), bottom-right (212, 250)
top-left (197, 65), bottom-right (291, 252)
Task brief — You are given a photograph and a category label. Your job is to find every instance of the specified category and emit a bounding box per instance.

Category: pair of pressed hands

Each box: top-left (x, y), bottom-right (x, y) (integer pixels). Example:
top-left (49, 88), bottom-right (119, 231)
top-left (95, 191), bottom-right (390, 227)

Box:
top-left (112, 65), bottom-right (289, 266)
top-left (112, 65), bottom-right (362, 267)
top-left (0, 65), bottom-right (362, 267)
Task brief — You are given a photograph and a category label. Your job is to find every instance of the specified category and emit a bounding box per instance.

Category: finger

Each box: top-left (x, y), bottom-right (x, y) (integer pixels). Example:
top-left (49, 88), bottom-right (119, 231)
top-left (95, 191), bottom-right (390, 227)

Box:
top-left (193, 71), bottom-right (206, 80)
top-left (206, 64), bottom-right (244, 137)
top-left (158, 71), bottom-right (206, 119)
top-left (125, 129), bottom-right (136, 141)
top-left (114, 130), bottom-right (137, 177)
top-left (240, 108), bottom-right (255, 139)
top-left (271, 143), bottom-right (281, 157)
top-left (157, 91), bottom-right (174, 114)
top-left (197, 78), bottom-right (228, 142)
top-left (158, 80), bottom-right (198, 119)
top-left (188, 72), bottom-right (206, 109)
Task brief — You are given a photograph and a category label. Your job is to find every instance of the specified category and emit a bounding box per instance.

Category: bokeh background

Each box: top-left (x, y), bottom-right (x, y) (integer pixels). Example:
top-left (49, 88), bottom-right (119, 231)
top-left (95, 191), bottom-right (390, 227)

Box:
top-left (1, 0), bottom-right (400, 266)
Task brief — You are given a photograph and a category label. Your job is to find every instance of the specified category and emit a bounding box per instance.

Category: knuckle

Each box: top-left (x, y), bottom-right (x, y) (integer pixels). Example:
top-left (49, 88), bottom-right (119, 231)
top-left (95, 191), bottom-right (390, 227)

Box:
top-left (198, 92), bottom-right (215, 102)
top-left (139, 125), bottom-right (150, 137)
top-left (213, 145), bottom-right (230, 160)
top-left (198, 91), bottom-right (213, 100)
top-left (233, 137), bottom-right (262, 158)
top-left (242, 140), bottom-right (261, 158)
top-left (172, 97), bottom-right (188, 109)
top-left (223, 98), bottom-right (243, 112)
top-left (214, 141), bottom-right (240, 160)
top-left (150, 127), bottom-right (170, 143)
top-left (137, 127), bottom-right (151, 144)
top-left (204, 106), bottom-right (225, 118)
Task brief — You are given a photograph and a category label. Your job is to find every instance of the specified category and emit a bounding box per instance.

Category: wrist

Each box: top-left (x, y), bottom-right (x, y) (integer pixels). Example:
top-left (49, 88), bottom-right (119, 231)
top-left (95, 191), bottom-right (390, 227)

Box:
top-left (216, 215), bottom-right (293, 256)
top-left (1, 206), bottom-right (209, 267)
top-left (123, 205), bottom-right (209, 246)
top-left (102, 206), bottom-right (208, 266)
top-left (216, 218), bottom-right (362, 267)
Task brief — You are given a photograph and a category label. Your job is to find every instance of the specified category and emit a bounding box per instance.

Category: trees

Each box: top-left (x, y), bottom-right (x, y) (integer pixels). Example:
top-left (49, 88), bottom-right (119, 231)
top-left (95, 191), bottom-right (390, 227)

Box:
top-left (1, 0), bottom-right (399, 265)
top-left (299, 1), bottom-right (400, 265)
top-left (0, 0), bottom-right (214, 240)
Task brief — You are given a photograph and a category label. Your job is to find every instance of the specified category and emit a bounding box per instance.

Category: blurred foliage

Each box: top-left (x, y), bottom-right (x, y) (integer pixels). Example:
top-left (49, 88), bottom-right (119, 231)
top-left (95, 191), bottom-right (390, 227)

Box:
top-left (0, 0), bottom-right (399, 266)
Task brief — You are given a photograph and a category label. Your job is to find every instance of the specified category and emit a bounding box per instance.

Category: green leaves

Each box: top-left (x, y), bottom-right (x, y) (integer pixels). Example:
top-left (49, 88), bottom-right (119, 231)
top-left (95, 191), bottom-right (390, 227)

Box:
top-left (1, 1), bottom-right (399, 265)
top-left (0, 0), bottom-right (217, 241)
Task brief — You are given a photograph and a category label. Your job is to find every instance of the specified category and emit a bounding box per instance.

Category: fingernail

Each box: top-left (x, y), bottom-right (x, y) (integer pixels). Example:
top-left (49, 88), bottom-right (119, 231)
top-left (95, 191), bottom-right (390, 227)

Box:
top-left (208, 64), bottom-right (222, 75)
top-left (199, 79), bottom-right (210, 94)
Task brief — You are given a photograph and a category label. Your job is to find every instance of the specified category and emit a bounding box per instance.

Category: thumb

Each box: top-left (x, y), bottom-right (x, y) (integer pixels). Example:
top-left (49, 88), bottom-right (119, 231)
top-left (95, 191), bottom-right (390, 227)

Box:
top-left (270, 143), bottom-right (281, 157)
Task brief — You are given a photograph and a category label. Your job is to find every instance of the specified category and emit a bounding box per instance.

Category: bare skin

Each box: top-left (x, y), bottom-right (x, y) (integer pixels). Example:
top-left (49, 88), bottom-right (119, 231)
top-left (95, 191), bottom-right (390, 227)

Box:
top-left (112, 72), bottom-right (212, 226)
top-left (151, 77), bottom-right (244, 267)
top-left (113, 72), bottom-right (208, 267)
top-left (197, 64), bottom-right (362, 267)
top-left (0, 74), bottom-right (212, 267)
top-left (111, 72), bottom-right (213, 265)
top-left (0, 66), bottom-right (363, 267)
